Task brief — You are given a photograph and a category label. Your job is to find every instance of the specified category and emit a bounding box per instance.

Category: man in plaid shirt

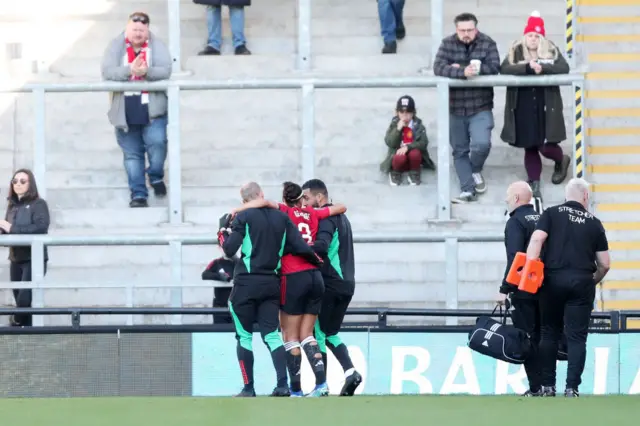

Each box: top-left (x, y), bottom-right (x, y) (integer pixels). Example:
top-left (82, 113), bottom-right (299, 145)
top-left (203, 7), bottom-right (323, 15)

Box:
top-left (434, 13), bottom-right (501, 204)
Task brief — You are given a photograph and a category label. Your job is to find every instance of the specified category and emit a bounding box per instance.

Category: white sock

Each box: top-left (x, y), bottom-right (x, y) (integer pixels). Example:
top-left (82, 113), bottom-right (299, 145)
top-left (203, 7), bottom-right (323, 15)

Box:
top-left (344, 367), bottom-right (355, 378)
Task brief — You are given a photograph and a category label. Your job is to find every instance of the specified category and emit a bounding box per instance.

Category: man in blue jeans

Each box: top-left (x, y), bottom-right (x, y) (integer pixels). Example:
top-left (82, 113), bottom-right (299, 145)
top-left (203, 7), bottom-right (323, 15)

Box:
top-left (101, 12), bottom-right (172, 208)
top-left (196, 0), bottom-right (251, 55)
top-left (433, 13), bottom-right (501, 204)
top-left (378, 0), bottom-right (405, 54)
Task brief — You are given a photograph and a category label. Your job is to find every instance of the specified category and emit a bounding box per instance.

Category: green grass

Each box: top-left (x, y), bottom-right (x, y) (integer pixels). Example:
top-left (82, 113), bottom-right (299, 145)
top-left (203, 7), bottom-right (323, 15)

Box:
top-left (0, 395), bottom-right (638, 426)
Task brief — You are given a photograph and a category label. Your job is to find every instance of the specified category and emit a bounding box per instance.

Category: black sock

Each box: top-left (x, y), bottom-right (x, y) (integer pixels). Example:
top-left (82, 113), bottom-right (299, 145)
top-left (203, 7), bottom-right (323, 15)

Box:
top-left (302, 337), bottom-right (326, 385)
top-left (328, 342), bottom-right (354, 372)
top-left (285, 342), bottom-right (302, 392)
top-left (237, 345), bottom-right (255, 391)
top-left (270, 346), bottom-right (288, 388)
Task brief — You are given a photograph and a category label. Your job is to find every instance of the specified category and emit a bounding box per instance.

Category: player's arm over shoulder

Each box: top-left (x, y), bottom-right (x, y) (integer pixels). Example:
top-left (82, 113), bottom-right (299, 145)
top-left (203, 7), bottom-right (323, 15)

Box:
top-left (312, 216), bottom-right (337, 255)
top-left (310, 203), bottom-right (347, 221)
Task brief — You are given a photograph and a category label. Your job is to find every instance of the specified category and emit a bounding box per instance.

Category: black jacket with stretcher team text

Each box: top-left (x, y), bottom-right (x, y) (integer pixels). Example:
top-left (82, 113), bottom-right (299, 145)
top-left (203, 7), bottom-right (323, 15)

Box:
top-left (500, 204), bottom-right (540, 299)
top-left (535, 200), bottom-right (609, 274)
top-left (221, 207), bottom-right (321, 278)
top-left (312, 204), bottom-right (355, 296)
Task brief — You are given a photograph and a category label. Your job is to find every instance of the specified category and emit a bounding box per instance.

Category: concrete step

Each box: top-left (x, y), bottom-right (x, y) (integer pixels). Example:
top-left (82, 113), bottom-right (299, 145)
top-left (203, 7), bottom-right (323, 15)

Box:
top-left (579, 22), bottom-right (640, 36)
top-left (596, 205), bottom-right (640, 223)
top-left (585, 72), bottom-right (640, 91)
top-left (588, 146), bottom-right (640, 165)
top-left (585, 89), bottom-right (640, 109)
top-left (37, 164), bottom-right (569, 208)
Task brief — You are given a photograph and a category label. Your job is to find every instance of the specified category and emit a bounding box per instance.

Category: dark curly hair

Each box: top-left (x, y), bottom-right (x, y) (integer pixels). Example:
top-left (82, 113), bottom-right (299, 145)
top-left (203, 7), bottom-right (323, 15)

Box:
top-left (282, 181), bottom-right (304, 207)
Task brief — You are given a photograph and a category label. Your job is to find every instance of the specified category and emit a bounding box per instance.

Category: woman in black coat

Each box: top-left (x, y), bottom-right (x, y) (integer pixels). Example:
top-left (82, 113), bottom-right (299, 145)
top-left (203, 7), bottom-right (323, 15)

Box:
top-left (0, 169), bottom-right (50, 327)
top-left (499, 12), bottom-right (571, 200)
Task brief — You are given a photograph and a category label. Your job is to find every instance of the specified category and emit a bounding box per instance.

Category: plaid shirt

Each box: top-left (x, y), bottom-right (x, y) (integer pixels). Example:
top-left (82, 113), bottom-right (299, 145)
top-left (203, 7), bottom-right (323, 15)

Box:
top-left (433, 32), bottom-right (501, 116)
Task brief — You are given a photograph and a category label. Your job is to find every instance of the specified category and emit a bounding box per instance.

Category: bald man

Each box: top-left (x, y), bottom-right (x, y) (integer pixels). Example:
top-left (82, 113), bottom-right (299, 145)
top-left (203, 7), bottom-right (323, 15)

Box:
top-left (218, 181), bottom-right (323, 397)
top-left (499, 181), bottom-right (542, 396)
top-left (526, 178), bottom-right (610, 398)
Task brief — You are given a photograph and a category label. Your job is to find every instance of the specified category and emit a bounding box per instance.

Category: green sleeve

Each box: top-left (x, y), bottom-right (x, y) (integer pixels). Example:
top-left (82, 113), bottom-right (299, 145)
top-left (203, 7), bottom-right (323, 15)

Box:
top-left (384, 119), bottom-right (402, 149)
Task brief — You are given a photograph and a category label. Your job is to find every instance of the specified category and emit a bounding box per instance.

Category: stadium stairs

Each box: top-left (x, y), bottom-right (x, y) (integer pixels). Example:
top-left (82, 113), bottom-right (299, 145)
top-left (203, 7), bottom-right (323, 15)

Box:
top-left (578, 0), bottom-right (640, 327)
top-left (0, 0), bottom-right (577, 325)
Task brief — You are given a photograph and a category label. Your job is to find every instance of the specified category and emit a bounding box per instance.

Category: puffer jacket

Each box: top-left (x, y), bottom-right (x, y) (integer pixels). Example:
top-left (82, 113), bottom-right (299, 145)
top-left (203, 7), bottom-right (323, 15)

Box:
top-left (4, 197), bottom-right (50, 263)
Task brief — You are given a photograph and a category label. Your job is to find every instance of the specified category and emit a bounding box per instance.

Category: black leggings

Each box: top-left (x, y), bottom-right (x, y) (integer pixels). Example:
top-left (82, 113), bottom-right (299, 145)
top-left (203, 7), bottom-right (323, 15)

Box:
top-left (10, 261), bottom-right (47, 326)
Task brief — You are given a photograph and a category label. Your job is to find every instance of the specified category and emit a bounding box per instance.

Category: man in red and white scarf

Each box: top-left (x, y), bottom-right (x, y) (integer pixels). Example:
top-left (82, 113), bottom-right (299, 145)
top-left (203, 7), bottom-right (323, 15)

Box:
top-left (102, 12), bottom-right (172, 208)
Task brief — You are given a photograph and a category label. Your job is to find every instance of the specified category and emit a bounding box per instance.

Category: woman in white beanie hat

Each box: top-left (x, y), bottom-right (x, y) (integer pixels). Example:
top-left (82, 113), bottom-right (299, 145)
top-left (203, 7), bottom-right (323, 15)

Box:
top-left (499, 11), bottom-right (571, 202)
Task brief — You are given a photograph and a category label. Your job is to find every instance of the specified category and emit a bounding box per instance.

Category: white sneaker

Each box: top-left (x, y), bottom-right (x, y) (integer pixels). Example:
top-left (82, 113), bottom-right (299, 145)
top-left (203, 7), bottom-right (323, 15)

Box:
top-left (472, 173), bottom-right (487, 194)
top-left (451, 192), bottom-right (477, 204)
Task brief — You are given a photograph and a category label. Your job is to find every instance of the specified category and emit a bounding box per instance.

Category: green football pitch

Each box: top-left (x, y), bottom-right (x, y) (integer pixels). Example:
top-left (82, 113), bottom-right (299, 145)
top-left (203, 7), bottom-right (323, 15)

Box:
top-left (0, 395), bottom-right (637, 426)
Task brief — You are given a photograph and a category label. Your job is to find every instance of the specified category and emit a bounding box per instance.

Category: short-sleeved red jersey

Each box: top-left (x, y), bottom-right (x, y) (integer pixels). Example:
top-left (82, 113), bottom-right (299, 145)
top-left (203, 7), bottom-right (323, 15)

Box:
top-left (278, 204), bottom-right (331, 275)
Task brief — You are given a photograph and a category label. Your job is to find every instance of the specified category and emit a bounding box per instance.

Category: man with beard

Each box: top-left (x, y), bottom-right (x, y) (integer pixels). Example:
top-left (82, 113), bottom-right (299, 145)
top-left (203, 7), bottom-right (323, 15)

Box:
top-left (433, 12), bottom-right (501, 203)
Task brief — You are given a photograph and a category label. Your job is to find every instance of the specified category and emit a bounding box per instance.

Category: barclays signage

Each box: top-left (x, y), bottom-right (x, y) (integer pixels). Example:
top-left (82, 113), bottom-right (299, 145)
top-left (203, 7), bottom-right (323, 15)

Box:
top-left (192, 332), bottom-right (640, 396)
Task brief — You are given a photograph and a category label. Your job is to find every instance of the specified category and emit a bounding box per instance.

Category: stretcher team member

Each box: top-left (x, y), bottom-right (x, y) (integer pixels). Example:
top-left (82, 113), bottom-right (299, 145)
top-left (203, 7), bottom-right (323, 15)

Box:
top-left (526, 178), bottom-right (610, 398)
top-left (498, 181), bottom-right (541, 396)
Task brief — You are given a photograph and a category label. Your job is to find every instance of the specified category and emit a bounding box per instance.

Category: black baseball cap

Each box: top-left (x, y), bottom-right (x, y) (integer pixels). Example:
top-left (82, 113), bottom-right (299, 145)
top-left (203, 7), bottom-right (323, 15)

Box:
top-left (396, 95), bottom-right (416, 112)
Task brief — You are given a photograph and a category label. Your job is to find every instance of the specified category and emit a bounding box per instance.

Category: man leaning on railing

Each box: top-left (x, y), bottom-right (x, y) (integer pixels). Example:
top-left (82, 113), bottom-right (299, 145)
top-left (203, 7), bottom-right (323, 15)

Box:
top-left (101, 11), bottom-right (172, 209)
top-left (433, 12), bottom-right (501, 204)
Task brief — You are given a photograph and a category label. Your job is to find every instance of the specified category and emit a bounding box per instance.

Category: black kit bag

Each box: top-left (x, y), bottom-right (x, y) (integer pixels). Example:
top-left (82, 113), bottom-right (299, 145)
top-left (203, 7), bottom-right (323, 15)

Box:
top-left (468, 304), bottom-right (532, 364)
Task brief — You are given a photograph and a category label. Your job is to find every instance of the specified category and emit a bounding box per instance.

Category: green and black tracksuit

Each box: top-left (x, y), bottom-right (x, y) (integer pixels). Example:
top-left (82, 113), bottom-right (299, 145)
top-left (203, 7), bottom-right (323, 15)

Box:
top-left (312, 204), bottom-right (356, 373)
top-left (220, 207), bottom-right (322, 392)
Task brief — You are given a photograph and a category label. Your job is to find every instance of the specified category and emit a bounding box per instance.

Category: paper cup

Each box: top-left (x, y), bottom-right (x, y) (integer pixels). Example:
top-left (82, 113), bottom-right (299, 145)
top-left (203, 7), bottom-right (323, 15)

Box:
top-left (470, 59), bottom-right (481, 74)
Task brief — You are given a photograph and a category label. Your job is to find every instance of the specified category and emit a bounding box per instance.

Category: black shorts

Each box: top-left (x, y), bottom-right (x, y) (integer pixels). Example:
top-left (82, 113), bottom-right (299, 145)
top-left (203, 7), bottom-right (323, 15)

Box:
top-left (229, 275), bottom-right (280, 338)
top-left (280, 269), bottom-right (324, 315)
top-left (317, 289), bottom-right (352, 337)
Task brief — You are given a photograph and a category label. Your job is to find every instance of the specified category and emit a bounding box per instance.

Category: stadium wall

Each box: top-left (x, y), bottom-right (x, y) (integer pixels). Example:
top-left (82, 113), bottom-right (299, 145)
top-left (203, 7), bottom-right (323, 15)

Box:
top-left (1, 330), bottom-right (639, 397)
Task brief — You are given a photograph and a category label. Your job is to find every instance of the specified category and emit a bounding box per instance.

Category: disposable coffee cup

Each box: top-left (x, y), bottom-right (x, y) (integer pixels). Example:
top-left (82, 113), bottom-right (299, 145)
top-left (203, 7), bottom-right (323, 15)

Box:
top-left (470, 59), bottom-right (481, 74)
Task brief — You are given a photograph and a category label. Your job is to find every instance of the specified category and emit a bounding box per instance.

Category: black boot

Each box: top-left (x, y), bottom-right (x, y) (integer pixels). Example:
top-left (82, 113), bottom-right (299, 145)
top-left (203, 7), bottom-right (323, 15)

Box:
top-left (382, 41), bottom-right (397, 54)
top-left (552, 155), bottom-right (571, 184)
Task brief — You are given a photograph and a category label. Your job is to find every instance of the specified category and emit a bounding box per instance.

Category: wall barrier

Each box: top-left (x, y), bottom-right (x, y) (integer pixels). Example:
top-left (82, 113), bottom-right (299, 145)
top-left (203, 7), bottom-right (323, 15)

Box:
top-left (0, 309), bottom-right (638, 398)
top-left (0, 74), bottom-right (585, 227)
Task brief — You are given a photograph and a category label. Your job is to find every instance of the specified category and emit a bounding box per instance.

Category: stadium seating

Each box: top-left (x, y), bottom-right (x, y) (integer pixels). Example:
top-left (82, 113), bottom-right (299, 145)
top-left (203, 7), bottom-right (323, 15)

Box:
top-left (0, 0), bottom-right (637, 325)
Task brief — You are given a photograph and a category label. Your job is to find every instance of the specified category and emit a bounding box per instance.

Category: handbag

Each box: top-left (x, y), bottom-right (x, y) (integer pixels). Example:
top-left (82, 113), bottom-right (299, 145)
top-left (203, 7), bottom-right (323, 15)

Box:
top-left (468, 304), bottom-right (532, 364)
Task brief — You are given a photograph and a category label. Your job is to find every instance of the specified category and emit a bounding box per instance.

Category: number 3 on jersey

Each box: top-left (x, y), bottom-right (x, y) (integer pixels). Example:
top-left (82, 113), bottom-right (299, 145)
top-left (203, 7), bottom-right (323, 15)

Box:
top-left (298, 223), bottom-right (312, 243)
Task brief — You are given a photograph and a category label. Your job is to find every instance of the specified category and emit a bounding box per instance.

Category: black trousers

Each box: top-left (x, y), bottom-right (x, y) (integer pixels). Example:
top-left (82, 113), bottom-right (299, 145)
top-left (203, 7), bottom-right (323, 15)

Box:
top-left (228, 275), bottom-right (281, 349)
top-left (213, 287), bottom-right (232, 324)
top-left (9, 261), bottom-right (47, 327)
top-left (510, 298), bottom-right (541, 391)
top-left (538, 272), bottom-right (595, 390)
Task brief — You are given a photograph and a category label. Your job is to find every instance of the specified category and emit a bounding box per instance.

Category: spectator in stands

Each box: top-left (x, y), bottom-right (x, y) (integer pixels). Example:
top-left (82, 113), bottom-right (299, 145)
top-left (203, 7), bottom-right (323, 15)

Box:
top-left (378, 0), bottom-right (406, 54)
top-left (0, 169), bottom-right (50, 327)
top-left (380, 95), bottom-right (435, 186)
top-left (201, 254), bottom-right (237, 324)
top-left (433, 13), bottom-right (501, 204)
top-left (101, 12), bottom-right (172, 208)
top-left (195, 0), bottom-right (251, 55)
top-left (499, 11), bottom-right (571, 200)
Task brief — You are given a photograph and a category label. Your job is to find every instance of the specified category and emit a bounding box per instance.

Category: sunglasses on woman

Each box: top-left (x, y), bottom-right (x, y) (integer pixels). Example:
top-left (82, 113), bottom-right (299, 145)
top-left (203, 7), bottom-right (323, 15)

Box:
top-left (12, 178), bottom-right (28, 185)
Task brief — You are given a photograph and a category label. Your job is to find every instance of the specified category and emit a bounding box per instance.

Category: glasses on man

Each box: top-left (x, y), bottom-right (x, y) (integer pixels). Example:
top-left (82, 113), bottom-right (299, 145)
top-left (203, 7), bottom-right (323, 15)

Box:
top-left (129, 13), bottom-right (150, 25)
top-left (12, 179), bottom-right (27, 185)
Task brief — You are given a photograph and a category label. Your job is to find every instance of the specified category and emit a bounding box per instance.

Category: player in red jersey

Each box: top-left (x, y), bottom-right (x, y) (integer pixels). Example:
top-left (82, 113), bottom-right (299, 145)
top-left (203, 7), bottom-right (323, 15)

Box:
top-left (231, 181), bottom-right (346, 397)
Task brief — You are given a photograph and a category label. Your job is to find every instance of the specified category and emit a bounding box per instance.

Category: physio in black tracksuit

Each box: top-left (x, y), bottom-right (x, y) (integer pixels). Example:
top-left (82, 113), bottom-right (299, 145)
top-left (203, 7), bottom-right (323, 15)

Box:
top-left (302, 178), bottom-right (363, 397)
top-left (217, 182), bottom-right (322, 398)
top-left (499, 181), bottom-right (541, 396)
top-left (526, 178), bottom-right (610, 398)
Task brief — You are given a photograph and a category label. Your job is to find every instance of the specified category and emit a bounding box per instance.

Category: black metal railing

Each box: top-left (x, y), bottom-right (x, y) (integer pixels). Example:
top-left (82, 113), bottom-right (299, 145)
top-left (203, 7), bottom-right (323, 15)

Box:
top-left (0, 307), bottom-right (626, 335)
